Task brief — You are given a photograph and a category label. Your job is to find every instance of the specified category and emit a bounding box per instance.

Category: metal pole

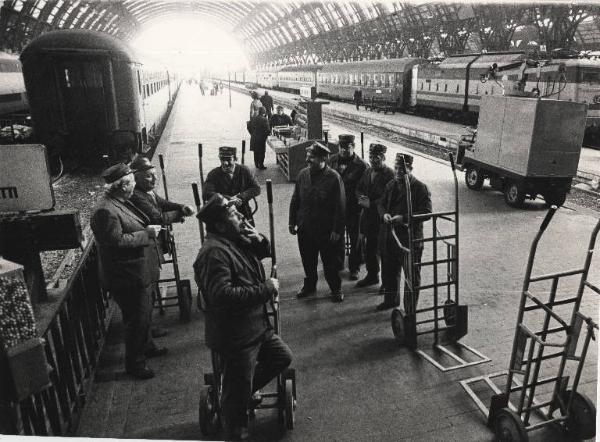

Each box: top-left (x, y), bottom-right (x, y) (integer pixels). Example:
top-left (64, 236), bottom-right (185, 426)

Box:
top-left (241, 140), bottom-right (246, 165)
top-left (266, 179), bottom-right (277, 278)
top-left (360, 131), bottom-right (364, 159)
top-left (228, 72), bottom-right (232, 109)
top-left (158, 154), bottom-right (169, 200)
top-left (192, 182), bottom-right (204, 243)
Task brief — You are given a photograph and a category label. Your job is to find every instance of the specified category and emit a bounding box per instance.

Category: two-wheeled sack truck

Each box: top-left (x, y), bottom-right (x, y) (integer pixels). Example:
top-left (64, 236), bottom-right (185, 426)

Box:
top-left (460, 207), bottom-right (599, 441)
top-left (390, 153), bottom-right (489, 370)
top-left (154, 154), bottom-right (192, 321)
top-left (196, 179), bottom-right (297, 436)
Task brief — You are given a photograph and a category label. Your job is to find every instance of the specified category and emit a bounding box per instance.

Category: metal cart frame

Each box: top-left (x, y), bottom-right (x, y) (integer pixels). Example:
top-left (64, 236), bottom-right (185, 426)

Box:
top-left (390, 153), bottom-right (489, 371)
top-left (153, 153), bottom-right (192, 321)
top-left (460, 207), bottom-right (599, 441)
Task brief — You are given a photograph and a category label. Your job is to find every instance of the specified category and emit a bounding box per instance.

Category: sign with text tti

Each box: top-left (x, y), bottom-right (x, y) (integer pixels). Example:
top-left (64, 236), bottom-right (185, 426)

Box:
top-left (0, 144), bottom-right (54, 213)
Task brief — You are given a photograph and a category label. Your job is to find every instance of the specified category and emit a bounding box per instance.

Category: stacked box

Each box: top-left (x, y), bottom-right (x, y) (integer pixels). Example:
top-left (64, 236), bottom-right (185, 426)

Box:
top-left (0, 258), bottom-right (37, 349)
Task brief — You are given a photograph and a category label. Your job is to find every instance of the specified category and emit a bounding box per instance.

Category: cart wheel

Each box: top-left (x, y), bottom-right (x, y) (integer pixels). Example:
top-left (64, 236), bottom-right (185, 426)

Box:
top-left (391, 308), bottom-right (405, 345)
top-left (494, 408), bottom-right (528, 442)
top-left (563, 390), bottom-right (596, 440)
top-left (443, 299), bottom-right (456, 326)
top-left (465, 166), bottom-right (484, 190)
top-left (198, 386), bottom-right (220, 436)
top-left (178, 279), bottom-right (192, 322)
top-left (284, 378), bottom-right (295, 430)
top-left (504, 181), bottom-right (526, 208)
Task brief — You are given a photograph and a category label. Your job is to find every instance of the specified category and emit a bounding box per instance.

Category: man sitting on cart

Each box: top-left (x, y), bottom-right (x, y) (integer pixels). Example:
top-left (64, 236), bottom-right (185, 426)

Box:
top-left (193, 194), bottom-right (293, 440)
top-left (377, 153), bottom-right (432, 311)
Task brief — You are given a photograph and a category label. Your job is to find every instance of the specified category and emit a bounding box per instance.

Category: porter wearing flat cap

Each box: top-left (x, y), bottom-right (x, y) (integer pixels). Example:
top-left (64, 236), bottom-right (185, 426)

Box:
top-left (289, 141), bottom-right (346, 302)
top-left (329, 134), bottom-right (367, 281)
top-left (203, 147), bottom-right (261, 225)
top-left (377, 152), bottom-right (432, 311)
top-left (90, 163), bottom-right (164, 379)
top-left (193, 193), bottom-right (292, 440)
top-left (355, 143), bottom-right (395, 289)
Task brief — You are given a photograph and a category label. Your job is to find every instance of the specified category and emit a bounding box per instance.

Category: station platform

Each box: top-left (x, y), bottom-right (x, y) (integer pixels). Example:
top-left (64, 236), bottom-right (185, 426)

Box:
top-left (76, 83), bottom-right (598, 441)
top-left (240, 84), bottom-right (600, 182)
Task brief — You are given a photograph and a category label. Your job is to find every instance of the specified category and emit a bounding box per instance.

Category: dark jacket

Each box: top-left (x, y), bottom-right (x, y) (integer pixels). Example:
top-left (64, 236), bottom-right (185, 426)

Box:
top-left (378, 175), bottom-right (432, 248)
top-left (353, 89), bottom-right (363, 103)
top-left (270, 113), bottom-right (293, 127)
top-left (90, 193), bottom-right (160, 290)
top-left (329, 153), bottom-right (367, 219)
top-left (289, 165), bottom-right (346, 239)
top-left (130, 187), bottom-right (186, 254)
top-left (247, 115), bottom-right (270, 152)
top-left (355, 165), bottom-right (395, 233)
top-left (203, 164), bottom-right (261, 222)
top-left (260, 94), bottom-right (274, 113)
top-left (193, 232), bottom-right (273, 351)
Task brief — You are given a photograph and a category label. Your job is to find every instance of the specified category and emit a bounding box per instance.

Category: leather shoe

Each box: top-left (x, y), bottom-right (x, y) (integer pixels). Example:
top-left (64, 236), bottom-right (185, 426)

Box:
top-left (331, 290), bottom-right (344, 302)
top-left (145, 347), bottom-right (168, 358)
top-left (126, 366), bottom-right (155, 380)
top-left (356, 274), bottom-right (379, 288)
top-left (296, 286), bottom-right (316, 298)
top-left (376, 302), bottom-right (398, 311)
top-left (151, 327), bottom-right (168, 338)
top-left (349, 270), bottom-right (359, 281)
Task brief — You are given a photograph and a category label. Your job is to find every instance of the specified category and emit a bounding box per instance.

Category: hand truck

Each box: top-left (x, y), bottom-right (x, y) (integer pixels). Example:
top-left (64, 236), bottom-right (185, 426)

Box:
top-left (153, 154), bottom-right (192, 321)
top-left (390, 153), bottom-right (489, 370)
top-left (460, 207), bottom-right (599, 441)
top-left (197, 179), bottom-right (297, 436)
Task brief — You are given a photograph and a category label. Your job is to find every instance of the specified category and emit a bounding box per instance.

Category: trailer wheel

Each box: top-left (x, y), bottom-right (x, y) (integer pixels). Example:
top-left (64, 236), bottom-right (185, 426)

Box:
top-left (178, 279), bottom-right (192, 322)
top-left (284, 378), bottom-right (295, 430)
top-left (493, 408), bottom-right (528, 442)
top-left (465, 166), bottom-right (484, 190)
top-left (563, 390), bottom-right (596, 440)
top-left (391, 307), bottom-right (405, 345)
top-left (543, 190), bottom-right (567, 208)
top-left (504, 181), bottom-right (526, 208)
top-left (199, 386), bottom-right (220, 436)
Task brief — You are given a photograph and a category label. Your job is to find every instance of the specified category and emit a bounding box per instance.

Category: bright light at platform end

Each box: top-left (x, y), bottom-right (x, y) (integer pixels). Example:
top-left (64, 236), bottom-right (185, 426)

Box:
top-left (132, 18), bottom-right (249, 76)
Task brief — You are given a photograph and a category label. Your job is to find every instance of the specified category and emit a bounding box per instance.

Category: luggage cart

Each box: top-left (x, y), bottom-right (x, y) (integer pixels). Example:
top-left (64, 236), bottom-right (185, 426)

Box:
top-left (390, 153), bottom-right (489, 370)
top-left (197, 180), bottom-right (297, 436)
top-left (154, 154), bottom-right (192, 321)
top-left (460, 207), bottom-right (599, 441)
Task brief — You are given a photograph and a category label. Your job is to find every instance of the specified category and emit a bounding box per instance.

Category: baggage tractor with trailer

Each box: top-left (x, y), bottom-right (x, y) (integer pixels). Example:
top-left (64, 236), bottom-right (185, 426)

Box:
top-left (456, 95), bottom-right (587, 208)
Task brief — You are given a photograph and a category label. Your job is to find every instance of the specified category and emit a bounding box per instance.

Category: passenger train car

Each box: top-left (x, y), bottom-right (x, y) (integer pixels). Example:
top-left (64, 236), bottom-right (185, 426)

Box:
top-left (225, 52), bottom-right (600, 145)
top-left (0, 51), bottom-right (28, 115)
top-left (20, 29), bottom-right (178, 167)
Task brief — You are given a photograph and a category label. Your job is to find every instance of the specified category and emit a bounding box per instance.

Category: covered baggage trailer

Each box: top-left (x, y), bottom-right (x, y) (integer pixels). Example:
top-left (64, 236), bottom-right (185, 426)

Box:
top-left (457, 95), bottom-right (587, 208)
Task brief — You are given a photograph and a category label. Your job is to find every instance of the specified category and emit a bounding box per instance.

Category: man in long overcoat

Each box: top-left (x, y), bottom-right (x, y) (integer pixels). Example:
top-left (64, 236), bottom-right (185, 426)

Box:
top-left (260, 91), bottom-right (274, 118)
top-left (204, 146), bottom-right (261, 225)
top-left (247, 107), bottom-right (270, 169)
top-left (289, 142), bottom-right (346, 302)
top-left (377, 153), bottom-right (432, 311)
top-left (90, 164), bottom-right (163, 379)
top-left (194, 194), bottom-right (292, 440)
top-left (328, 134), bottom-right (367, 280)
top-left (355, 143), bottom-right (395, 289)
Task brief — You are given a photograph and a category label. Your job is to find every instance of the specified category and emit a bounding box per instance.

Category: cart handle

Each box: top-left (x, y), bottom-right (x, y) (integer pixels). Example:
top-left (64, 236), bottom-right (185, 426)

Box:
top-left (159, 153), bottom-right (165, 170)
top-left (519, 323), bottom-right (567, 348)
top-left (524, 291), bottom-right (569, 331)
top-left (448, 152), bottom-right (455, 171)
top-left (540, 206), bottom-right (557, 232)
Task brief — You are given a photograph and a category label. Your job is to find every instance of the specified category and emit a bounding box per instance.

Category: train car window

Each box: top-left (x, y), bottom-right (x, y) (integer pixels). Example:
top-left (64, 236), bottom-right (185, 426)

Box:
top-left (444, 84), bottom-right (447, 92)
top-left (456, 84), bottom-right (459, 93)
top-left (582, 72), bottom-right (600, 84)
top-left (137, 70), bottom-right (142, 95)
top-left (420, 82), bottom-right (423, 90)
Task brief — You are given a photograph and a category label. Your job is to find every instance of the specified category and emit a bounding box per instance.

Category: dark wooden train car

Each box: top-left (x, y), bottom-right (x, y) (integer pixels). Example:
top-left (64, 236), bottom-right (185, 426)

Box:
top-left (0, 52), bottom-right (28, 116)
top-left (20, 29), bottom-right (145, 166)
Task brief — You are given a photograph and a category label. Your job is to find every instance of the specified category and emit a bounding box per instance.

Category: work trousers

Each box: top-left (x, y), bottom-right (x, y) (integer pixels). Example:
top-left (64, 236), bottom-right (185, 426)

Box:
top-left (220, 333), bottom-right (293, 430)
top-left (364, 226), bottom-right (381, 277)
top-left (111, 284), bottom-right (156, 371)
top-left (379, 229), bottom-right (423, 310)
top-left (297, 230), bottom-right (343, 292)
top-left (343, 214), bottom-right (361, 273)
top-left (253, 147), bottom-right (266, 168)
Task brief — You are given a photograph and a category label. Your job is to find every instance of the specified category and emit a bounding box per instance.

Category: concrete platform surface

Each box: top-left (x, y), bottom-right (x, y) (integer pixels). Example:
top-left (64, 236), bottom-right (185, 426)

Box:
top-left (76, 83), bottom-right (599, 442)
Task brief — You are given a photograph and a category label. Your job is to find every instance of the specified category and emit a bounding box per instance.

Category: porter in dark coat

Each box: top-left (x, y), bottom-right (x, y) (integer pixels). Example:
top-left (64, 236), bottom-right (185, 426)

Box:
top-left (247, 109), bottom-right (270, 169)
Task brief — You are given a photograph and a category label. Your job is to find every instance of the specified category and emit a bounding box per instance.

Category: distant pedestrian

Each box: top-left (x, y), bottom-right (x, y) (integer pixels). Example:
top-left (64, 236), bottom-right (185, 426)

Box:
top-left (247, 107), bottom-right (270, 170)
top-left (203, 146), bottom-right (261, 225)
top-left (377, 153), bottom-right (432, 311)
top-left (199, 80), bottom-right (206, 96)
top-left (355, 143), bottom-right (395, 289)
top-left (353, 87), bottom-right (363, 110)
top-left (260, 91), bottom-right (274, 119)
top-left (289, 142), bottom-right (346, 302)
top-left (329, 134), bottom-right (367, 281)
top-left (270, 105), bottom-right (293, 128)
top-left (249, 91), bottom-right (262, 119)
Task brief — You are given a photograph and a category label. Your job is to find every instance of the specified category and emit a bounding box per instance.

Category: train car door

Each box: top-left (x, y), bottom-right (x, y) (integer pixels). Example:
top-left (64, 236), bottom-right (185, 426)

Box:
top-left (411, 64), bottom-right (419, 107)
top-left (55, 57), bottom-right (110, 159)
